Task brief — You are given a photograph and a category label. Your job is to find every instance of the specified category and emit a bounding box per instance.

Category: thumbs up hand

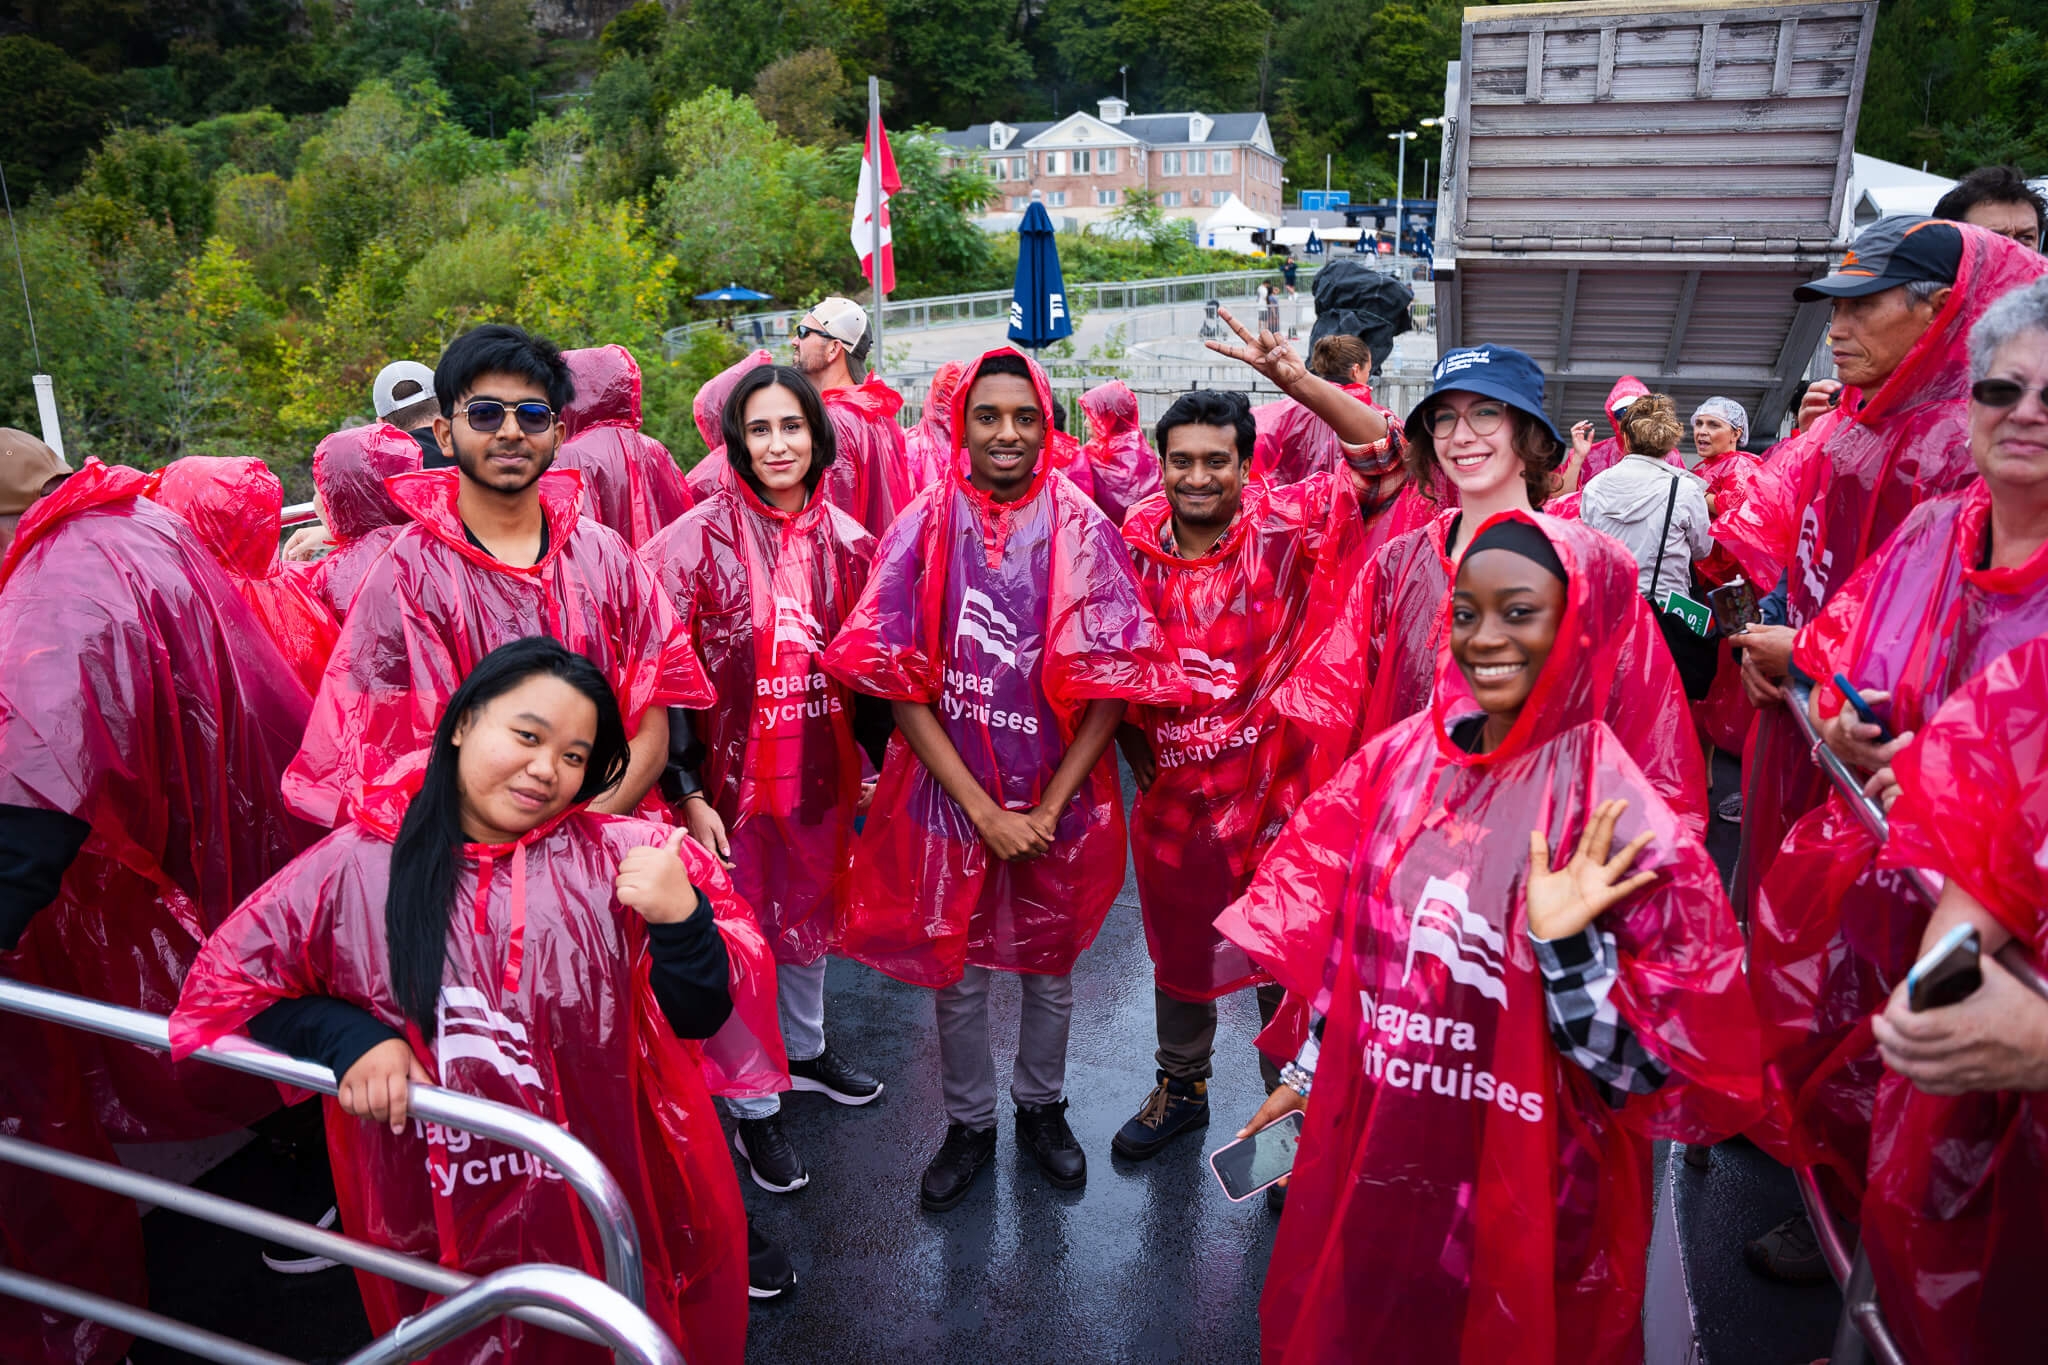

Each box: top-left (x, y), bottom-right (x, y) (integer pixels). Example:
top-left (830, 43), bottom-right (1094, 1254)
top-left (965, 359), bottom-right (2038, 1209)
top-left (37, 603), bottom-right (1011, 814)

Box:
top-left (616, 825), bottom-right (703, 925)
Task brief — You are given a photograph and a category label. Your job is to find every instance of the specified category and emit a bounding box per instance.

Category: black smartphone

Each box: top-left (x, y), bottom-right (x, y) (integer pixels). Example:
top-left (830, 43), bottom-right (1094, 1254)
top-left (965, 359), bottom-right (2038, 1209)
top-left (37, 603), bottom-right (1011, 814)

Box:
top-left (1828, 386), bottom-right (1844, 409)
top-left (1209, 1111), bottom-right (1305, 1202)
top-left (1707, 579), bottom-right (1759, 636)
top-left (1908, 923), bottom-right (1983, 1012)
top-left (1833, 673), bottom-right (1896, 743)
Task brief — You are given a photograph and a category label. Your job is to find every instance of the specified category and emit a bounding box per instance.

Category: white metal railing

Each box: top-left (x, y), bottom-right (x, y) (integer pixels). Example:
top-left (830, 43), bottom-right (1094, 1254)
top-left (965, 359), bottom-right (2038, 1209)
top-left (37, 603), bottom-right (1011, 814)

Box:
top-left (0, 978), bottom-right (663, 1364)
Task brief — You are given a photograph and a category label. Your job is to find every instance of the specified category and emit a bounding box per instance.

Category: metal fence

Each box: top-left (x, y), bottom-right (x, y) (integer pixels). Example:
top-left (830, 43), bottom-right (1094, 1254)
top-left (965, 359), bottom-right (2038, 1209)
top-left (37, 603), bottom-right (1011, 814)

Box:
top-left (0, 977), bottom-right (674, 1365)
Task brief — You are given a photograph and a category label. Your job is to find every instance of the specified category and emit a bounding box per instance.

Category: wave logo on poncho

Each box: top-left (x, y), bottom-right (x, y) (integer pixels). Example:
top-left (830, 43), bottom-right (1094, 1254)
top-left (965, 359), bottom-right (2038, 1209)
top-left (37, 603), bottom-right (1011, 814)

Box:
top-left (436, 986), bottom-right (543, 1090)
top-left (1403, 877), bottom-right (1508, 1009)
top-left (1178, 648), bottom-right (1241, 701)
top-left (955, 587), bottom-right (1022, 668)
top-left (772, 595), bottom-right (826, 661)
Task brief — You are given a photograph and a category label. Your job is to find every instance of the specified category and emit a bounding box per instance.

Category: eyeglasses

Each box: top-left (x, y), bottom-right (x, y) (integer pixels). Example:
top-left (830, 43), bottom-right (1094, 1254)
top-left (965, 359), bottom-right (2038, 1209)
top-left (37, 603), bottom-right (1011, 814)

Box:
top-left (1970, 379), bottom-right (2048, 410)
top-left (461, 399), bottom-right (556, 436)
top-left (793, 323), bottom-right (831, 342)
top-left (1424, 402), bottom-right (1509, 440)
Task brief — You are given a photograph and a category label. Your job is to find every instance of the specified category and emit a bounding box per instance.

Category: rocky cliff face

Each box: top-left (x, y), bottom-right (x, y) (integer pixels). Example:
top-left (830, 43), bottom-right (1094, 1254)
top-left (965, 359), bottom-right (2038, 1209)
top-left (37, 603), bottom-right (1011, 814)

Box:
top-left (527, 0), bottom-right (650, 39)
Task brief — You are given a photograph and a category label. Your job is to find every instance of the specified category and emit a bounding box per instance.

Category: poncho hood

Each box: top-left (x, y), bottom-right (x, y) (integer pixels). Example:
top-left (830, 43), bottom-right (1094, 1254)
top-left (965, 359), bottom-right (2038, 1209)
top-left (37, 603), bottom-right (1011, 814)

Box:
top-left (153, 455), bottom-right (284, 580)
top-left (313, 423), bottom-right (419, 542)
top-left (384, 467), bottom-right (586, 577)
top-left (559, 343), bottom-right (641, 437)
top-left (0, 458), bottom-right (158, 590)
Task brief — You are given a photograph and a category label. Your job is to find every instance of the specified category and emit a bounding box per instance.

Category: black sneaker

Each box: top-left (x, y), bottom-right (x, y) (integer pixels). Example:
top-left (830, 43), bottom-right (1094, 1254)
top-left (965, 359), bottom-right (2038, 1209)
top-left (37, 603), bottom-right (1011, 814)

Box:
top-left (1744, 1212), bottom-right (1833, 1284)
top-left (733, 1116), bottom-right (809, 1194)
top-left (747, 1216), bottom-right (795, 1299)
top-left (919, 1122), bottom-right (996, 1211)
top-left (261, 1204), bottom-right (342, 1274)
top-left (1015, 1099), bottom-right (1087, 1189)
top-left (787, 1047), bottom-right (884, 1106)
top-left (1111, 1070), bottom-right (1209, 1161)
top-left (1717, 791), bottom-right (1744, 824)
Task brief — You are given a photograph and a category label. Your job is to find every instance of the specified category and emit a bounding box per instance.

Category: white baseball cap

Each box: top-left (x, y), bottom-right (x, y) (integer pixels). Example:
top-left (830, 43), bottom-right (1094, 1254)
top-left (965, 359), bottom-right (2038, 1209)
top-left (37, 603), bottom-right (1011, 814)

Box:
top-left (372, 360), bottom-right (438, 419)
top-left (808, 296), bottom-right (870, 352)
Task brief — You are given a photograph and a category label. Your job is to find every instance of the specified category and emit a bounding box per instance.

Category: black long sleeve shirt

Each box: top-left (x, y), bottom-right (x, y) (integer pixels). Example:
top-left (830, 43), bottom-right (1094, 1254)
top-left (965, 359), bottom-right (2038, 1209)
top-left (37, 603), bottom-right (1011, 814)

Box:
top-left (0, 804), bottom-right (92, 951)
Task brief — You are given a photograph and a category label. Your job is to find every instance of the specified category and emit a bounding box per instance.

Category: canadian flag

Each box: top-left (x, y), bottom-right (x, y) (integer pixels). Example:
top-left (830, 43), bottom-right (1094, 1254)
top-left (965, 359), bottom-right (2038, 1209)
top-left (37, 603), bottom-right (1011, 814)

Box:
top-left (851, 112), bottom-right (901, 295)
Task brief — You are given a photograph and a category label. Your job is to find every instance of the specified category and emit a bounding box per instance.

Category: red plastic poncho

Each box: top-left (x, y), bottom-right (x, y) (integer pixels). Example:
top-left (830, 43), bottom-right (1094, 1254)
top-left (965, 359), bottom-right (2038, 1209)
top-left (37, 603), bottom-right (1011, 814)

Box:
top-left (642, 481), bottom-right (876, 966)
top-left (821, 348), bottom-right (1189, 986)
top-left (308, 423), bottom-right (418, 621)
top-left (1719, 225), bottom-right (2048, 919)
top-left (168, 793), bottom-right (749, 1365)
top-left (1078, 380), bottom-right (1163, 527)
top-left (1859, 638), bottom-right (2048, 1365)
top-left (1217, 507), bottom-right (1760, 1365)
top-left (0, 462), bottom-right (317, 1365)
top-left (557, 345), bottom-right (695, 549)
top-left (1277, 507), bottom-right (1708, 840)
top-left (1249, 382), bottom-right (1397, 488)
top-left (1042, 425), bottom-right (1095, 502)
top-left (903, 360), bottom-right (968, 493)
top-left (1687, 446), bottom-right (1766, 754)
top-left (1123, 473), bottom-right (1362, 1001)
top-left (152, 455), bottom-right (340, 693)
top-left (822, 376), bottom-right (913, 534)
top-left (682, 349), bottom-right (774, 502)
top-left (1746, 481), bottom-right (2048, 1203)
top-left (284, 470), bottom-right (713, 827)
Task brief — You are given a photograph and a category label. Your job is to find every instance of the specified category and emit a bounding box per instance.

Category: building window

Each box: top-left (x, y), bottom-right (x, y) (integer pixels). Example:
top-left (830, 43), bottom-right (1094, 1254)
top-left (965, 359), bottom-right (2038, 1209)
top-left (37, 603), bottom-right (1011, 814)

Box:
top-left (1162, 151), bottom-right (1182, 175)
top-left (1096, 188), bottom-right (1118, 206)
top-left (1214, 149), bottom-right (1233, 174)
top-left (1048, 151), bottom-right (1066, 175)
top-left (1049, 190), bottom-right (1067, 207)
top-left (1073, 149), bottom-right (1092, 174)
top-left (1099, 148), bottom-right (1118, 174)
top-left (990, 158), bottom-right (1008, 181)
top-left (1010, 195), bottom-right (1029, 210)
top-left (1190, 150), bottom-right (1208, 175)
top-left (1190, 188), bottom-right (1203, 204)
top-left (1160, 191), bottom-right (1182, 207)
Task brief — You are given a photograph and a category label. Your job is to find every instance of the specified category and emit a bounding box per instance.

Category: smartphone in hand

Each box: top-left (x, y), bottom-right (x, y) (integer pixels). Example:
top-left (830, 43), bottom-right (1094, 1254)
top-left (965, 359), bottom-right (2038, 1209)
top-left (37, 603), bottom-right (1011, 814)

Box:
top-left (1833, 673), bottom-right (1896, 744)
top-left (1908, 923), bottom-right (1982, 1012)
top-left (1210, 1111), bottom-right (1305, 1202)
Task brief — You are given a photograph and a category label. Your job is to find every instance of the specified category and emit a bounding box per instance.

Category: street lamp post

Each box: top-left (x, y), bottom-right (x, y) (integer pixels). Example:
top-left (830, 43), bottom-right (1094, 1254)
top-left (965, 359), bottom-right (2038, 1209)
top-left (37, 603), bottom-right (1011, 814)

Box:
top-left (1417, 117), bottom-right (1442, 256)
top-left (1388, 130), bottom-right (1418, 256)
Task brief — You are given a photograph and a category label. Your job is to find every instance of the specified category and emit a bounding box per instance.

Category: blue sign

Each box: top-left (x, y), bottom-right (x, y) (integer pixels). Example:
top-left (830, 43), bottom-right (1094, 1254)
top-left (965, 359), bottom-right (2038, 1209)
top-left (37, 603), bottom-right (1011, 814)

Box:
top-left (1300, 190), bottom-right (1352, 212)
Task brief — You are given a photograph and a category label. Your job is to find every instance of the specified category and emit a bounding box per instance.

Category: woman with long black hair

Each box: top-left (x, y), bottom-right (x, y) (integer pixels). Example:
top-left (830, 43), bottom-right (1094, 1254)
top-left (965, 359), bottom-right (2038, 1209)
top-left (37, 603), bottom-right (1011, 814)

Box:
top-left (172, 636), bottom-right (754, 1362)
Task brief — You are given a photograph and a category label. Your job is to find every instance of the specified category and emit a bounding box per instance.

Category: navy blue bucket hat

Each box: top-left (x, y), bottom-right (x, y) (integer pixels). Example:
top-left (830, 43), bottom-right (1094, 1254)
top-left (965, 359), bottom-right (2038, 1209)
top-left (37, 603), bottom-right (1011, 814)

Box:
top-left (1403, 344), bottom-right (1567, 467)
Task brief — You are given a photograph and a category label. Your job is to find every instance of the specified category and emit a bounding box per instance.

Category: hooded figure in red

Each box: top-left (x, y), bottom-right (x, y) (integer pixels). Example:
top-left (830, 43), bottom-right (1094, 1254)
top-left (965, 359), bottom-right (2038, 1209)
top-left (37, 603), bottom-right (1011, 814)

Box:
top-left (555, 344), bottom-right (695, 548)
top-left (1863, 638), bottom-right (2048, 1365)
top-left (1746, 477), bottom-right (2048, 1205)
top-left (822, 349), bottom-right (1188, 986)
top-left (170, 639), bottom-right (748, 1365)
top-left (1574, 376), bottom-right (1679, 484)
top-left (307, 422), bottom-right (419, 621)
top-left (1078, 380), bottom-right (1163, 527)
top-left (284, 468), bottom-right (712, 827)
top-left (683, 348), bottom-right (774, 502)
top-left (1217, 511), bottom-right (1759, 1365)
top-left (152, 454), bottom-right (339, 692)
top-left (903, 360), bottom-right (968, 493)
top-left (1715, 223), bottom-right (2048, 918)
top-left (0, 460), bottom-right (318, 1364)
top-left (1682, 399), bottom-right (1766, 756)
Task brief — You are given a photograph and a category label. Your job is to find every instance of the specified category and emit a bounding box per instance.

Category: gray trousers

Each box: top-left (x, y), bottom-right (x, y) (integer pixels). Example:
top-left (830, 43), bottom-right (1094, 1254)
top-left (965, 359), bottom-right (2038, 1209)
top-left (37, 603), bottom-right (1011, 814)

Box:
top-left (1154, 982), bottom-right (1286, 1091)
top-left (726, 957), bottom-right (829, 1120)
top-left (935, 966), bottom-right (1073, 1130)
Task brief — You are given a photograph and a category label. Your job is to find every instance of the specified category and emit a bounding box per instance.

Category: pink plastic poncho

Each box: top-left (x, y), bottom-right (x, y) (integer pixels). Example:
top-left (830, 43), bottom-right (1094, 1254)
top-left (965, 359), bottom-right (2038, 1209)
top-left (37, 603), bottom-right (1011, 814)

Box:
top-left (1123, 473), bottom-right (1361, 1000)
top-left (169, 791), bottom-right (749, 1365)
top-left (152, 455), bottom-right (340, 693)
top-left (284, 469), bottom-right (713, 827)
top-left (557, 345), bottom-right (695, 548)
top-left (902, 360), bottom-right (968, 493)
top-left (1860, 638), bottom-right (2048, 1365)
top-left (821, 348), bottom-right (1189, 986)
top-left (822, 376), bottom-right (913, 534)
top-left (682, 349), bottom-right (774, 501)
top-left (1078, 380), bottom-right (1163, 527)
top-left (0, 462), bottom-right (317, 1364)
top-left (1249, 382), bottom-right (1397, 487)
top-left (1687, 446), bottom-right (1766, 754)
top-left (642, 480), bottom-right (876, 966)
top-left (1746, 481), bottom-right (2048, 1204)
top-left (1217, 508), bottom-right (1759, 1365)
top-left (308, 423), bottom-right (418, 621)
top-left (1276, 507), bottom-right (1708, 841)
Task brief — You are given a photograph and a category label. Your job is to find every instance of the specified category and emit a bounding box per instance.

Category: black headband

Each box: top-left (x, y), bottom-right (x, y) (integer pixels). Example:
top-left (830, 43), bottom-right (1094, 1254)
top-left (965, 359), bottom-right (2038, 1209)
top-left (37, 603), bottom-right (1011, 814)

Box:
top-left (1465, 519), bottom-right (1567, 584)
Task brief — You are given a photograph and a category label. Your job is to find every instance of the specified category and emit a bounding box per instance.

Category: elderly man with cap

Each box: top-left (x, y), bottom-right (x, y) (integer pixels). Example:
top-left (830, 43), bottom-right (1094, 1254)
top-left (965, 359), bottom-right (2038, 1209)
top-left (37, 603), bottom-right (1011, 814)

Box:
top-left (1709, 214), bottom-right (2048, 1280)
top-left (792, 295), bottom-right (913, 533)
top-left (0, 428), bottom-right (67, 558)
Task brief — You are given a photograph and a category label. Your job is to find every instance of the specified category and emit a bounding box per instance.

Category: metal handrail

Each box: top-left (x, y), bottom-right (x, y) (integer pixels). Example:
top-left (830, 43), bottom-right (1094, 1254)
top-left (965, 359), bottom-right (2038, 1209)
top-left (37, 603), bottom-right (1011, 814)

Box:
top-left (281, 500), bottom-right (318, 529)
top-left (0, 978), bottom-right (645, 1309)
top-left (0, 1268), bottom-right (299, 1365)
top-left (338, 1264), bottom-right (682, 1365)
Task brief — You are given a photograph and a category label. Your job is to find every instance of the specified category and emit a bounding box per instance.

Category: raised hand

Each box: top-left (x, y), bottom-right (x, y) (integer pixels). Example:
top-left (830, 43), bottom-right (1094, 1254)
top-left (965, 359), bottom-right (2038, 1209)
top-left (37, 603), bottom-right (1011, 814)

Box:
top-left (616, 824), bottom-right (703, 924)
top-left (1526, 799), bottom-right (1659, 942)
top-left (1203, 306), bottom-right (1309, 389)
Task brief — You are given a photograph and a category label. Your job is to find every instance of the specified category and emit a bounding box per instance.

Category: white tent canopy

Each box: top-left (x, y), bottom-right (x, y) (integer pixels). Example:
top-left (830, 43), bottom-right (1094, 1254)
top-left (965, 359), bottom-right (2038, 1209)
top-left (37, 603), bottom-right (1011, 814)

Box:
top-left (1198, 193), bottom-right (1278, 254)
top-left (1273, 225), bottom-right (1364, 246)
top-left (1849, 153), bottom-right (1955, 229)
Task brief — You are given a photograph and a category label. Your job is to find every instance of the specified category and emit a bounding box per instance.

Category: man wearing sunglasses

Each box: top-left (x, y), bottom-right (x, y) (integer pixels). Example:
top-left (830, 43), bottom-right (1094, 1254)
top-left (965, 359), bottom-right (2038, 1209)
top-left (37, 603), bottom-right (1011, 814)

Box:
top-left (284, 324), bottom-right (716, 827)
top-left (791, 296), bottom-right (913, 530)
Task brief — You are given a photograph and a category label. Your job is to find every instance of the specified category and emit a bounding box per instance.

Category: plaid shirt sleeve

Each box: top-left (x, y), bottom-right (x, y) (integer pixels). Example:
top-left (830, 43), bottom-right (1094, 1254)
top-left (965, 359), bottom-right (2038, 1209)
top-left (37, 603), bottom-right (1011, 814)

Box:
top-left (1531, 925), bottom-right (1671, 1105)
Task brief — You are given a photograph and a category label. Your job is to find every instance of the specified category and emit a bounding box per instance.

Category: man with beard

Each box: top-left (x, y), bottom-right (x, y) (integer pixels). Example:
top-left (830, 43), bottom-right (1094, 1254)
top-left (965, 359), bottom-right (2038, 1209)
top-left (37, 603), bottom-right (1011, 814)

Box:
top-left (792, 296), bottom-right (914, 530)
top-left (285, 324), bottom-right (712, 826)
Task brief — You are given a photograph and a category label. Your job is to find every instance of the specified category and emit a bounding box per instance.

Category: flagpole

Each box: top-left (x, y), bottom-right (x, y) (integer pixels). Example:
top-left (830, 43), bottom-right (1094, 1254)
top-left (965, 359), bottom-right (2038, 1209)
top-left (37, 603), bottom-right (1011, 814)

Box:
top-left (868, 75), bottom-right (885, 376)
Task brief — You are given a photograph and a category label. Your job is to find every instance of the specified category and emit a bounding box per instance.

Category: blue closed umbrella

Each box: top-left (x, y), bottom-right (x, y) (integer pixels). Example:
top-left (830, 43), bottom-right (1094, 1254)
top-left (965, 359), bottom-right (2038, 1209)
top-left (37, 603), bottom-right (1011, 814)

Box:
top-left (1007, 202), bottom-right (1072, 351)
top-left (694, 283), bottom-right (774, 302)
top-left (1305, 230), bottom-right (1323, 256)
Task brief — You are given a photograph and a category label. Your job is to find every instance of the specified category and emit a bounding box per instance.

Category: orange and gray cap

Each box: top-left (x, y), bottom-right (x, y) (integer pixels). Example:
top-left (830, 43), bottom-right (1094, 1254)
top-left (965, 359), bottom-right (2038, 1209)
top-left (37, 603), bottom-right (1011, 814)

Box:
top-left (1795, 216), bottom-right (1962, 301)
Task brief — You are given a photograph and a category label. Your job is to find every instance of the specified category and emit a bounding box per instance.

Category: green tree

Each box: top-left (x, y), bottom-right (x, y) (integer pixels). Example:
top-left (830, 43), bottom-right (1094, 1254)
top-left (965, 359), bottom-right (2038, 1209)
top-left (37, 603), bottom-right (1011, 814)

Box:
top-left (601, 1), bottom-right (670, 61)
top-left (0, 37), bottom-right (109, 196)
top-left (754, 47), bottom-right (856, 145)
